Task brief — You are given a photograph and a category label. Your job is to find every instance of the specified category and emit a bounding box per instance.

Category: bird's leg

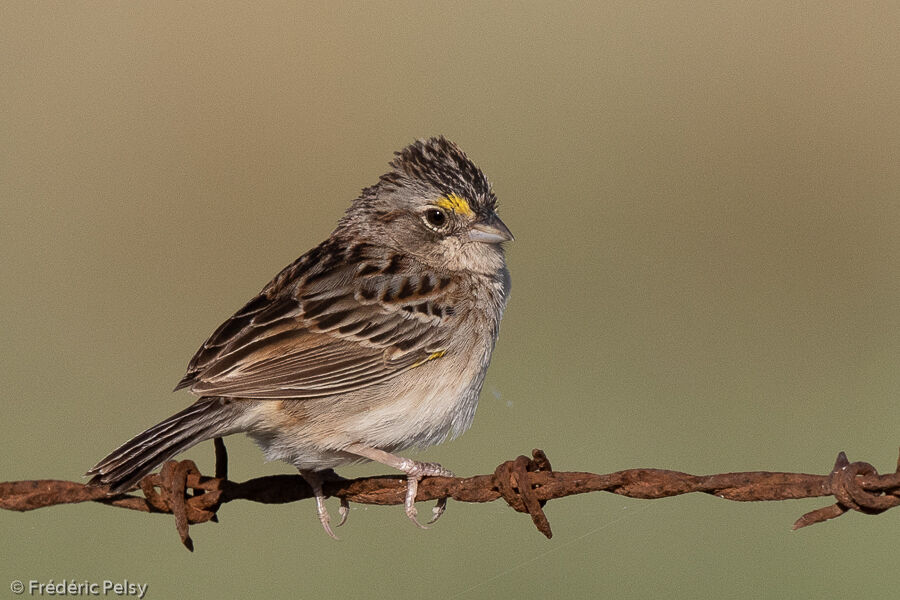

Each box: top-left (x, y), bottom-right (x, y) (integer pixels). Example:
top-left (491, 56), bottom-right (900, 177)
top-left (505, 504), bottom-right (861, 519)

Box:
top-left (344, 444), bottom-right (453, 528)
top-left (318, 468), bottom-right (351, 527)
top-left (298, 470), bottom-right (338, 539)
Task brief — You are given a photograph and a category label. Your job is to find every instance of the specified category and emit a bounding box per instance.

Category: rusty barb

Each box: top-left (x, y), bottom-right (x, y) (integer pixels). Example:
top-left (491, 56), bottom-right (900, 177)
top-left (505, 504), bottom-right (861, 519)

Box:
top-left (4, 444), bottom-right (900, 551)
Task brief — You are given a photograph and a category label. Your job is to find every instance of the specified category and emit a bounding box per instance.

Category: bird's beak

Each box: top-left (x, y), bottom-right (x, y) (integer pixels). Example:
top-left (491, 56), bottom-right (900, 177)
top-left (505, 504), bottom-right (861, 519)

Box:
top-left (468, 214), bottom-right (514, 244)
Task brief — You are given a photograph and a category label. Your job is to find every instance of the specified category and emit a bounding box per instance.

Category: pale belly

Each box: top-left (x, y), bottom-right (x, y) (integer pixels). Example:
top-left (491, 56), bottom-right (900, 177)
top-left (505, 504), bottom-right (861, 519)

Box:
top-left (231, 353), bottom-right (486, 471)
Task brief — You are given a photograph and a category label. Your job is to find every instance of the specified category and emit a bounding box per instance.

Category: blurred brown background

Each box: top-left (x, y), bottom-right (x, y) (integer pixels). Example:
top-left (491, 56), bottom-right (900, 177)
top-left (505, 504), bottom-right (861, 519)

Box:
top-left (2, 2), bottom-right (899, 598)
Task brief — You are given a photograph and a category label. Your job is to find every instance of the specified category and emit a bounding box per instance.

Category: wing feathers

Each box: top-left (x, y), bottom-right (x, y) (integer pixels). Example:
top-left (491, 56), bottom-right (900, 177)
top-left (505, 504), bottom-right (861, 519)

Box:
top-left (176, 247), bottom-right (457, 400)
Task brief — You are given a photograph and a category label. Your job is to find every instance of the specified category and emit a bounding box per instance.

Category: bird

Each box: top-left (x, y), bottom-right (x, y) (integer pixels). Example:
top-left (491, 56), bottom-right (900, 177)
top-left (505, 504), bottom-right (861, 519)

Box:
top-left (86, 136), bottom-right (513, 537)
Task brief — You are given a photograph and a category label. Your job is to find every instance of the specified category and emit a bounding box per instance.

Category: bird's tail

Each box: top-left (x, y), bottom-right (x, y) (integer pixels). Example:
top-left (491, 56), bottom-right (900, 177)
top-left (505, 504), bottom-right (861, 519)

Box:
top-left (86, 397), bottom-right (242, 493)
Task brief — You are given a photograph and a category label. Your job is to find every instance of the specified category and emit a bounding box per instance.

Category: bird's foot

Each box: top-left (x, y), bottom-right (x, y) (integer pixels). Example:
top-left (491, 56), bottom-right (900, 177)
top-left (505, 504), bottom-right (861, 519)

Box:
top-left (299, 470), bottom-right (338, 540)
top-left (401, 461), bottom-right (454, 529)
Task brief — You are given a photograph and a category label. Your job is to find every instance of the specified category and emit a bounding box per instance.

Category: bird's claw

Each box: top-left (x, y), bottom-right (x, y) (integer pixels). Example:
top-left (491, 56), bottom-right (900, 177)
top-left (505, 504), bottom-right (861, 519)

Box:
top-left (427, 497), bottom-right (447, 525)
top-left (301, 470), bottom-right (340, 540)
top-left (402, 461), bottom-right (453, 529)
top-left (336, 497), bottom-right (350, 528)
top-left (315, 493), bottom-right (338, 540)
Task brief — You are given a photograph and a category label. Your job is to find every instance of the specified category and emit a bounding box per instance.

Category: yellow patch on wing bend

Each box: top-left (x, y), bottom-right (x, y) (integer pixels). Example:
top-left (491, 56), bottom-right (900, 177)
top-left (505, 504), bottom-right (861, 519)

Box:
top-left (436, 193), bottom-right (474, 218)
top-left (410, 350), bottom-right (447, 369)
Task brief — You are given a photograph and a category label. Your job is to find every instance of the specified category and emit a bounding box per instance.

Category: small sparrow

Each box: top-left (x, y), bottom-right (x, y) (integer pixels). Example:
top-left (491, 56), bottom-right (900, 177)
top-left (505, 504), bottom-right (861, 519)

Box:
top-left (87, 136), bottom-right (513, 537)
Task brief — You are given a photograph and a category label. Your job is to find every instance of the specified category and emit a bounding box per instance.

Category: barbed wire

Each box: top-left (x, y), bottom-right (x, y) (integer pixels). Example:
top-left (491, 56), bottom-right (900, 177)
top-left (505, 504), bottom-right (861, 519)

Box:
top-left (3, 441), bottom-right (900, 551)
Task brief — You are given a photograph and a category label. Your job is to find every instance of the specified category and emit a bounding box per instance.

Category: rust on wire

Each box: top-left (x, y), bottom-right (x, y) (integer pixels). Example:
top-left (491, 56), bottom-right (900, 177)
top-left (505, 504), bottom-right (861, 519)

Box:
top-left (3, 446), bottom-right (900, 551)
top-left (493, 450), bottom-right (554, 538)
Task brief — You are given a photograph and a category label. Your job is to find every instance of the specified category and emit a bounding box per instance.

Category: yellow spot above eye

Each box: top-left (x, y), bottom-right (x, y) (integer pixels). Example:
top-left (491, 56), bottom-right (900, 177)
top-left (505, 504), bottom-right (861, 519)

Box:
top-left (436, 193), bottom-right (474, 218)
top-left (410, 350), bottom-right (447, 369)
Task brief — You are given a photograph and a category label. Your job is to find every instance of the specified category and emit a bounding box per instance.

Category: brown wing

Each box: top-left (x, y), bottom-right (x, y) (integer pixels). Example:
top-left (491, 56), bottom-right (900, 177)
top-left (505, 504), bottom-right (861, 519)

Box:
top-left (174, 241), bottom-right (458, 399)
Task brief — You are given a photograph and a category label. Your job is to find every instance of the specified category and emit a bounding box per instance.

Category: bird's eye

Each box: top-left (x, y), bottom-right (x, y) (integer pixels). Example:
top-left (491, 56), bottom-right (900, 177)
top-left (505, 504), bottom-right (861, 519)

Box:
top-left (423, 208), bottom-right (448, 230)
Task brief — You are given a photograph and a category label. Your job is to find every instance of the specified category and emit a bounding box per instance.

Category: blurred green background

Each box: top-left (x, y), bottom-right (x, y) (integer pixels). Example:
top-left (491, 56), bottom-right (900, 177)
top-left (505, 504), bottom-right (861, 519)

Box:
top-left (2, 2), bottom-right (899, 598)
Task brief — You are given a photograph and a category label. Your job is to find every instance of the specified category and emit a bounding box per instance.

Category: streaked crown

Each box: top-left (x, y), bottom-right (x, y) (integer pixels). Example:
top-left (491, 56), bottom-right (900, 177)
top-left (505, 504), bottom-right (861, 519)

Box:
top-left (378, 136), bottom-right (497, 217)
